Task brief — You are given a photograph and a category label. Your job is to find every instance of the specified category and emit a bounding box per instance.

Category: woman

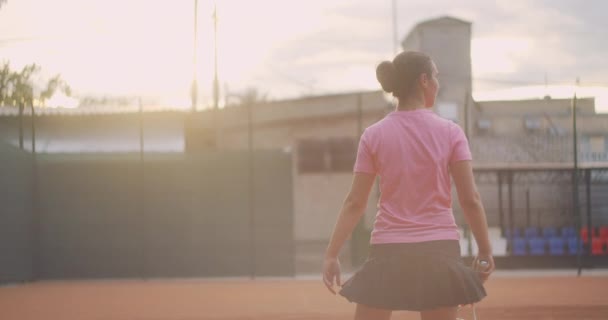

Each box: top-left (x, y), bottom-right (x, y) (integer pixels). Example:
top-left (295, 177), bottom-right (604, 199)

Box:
top-left (323, 51), bottom-right (495, 320)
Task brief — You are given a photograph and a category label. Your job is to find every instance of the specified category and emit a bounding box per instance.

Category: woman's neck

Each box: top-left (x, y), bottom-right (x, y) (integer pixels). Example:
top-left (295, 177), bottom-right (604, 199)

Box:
top-left (396, 97), bottom-right (426, 111)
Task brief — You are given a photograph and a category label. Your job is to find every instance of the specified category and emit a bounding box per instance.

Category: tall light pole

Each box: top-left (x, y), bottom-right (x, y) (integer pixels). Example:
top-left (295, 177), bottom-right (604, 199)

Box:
top-left (30, 101), bottom-right (40, 280)
top-left (247, 92), bottom-right (255, 279)
top-left (573, 78), bottom-right (582, 276)
top-left (191, 0), bottom-right (198, 112)
top-left (392, 0), bottom-right (398, 55)
top-left (212, 3), bottom-right (219, 111)
top-left (212, 2), bottom-right (220, 147)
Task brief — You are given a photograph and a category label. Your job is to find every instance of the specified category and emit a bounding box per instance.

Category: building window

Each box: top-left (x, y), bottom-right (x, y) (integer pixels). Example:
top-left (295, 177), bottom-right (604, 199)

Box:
top-left (328, 137), bottom-right (357, 172)
top-left (524, 116), bottom-right (542, 132)
top-left (297, 137), bottom-right (358, 173)
top-left (297, 139), bottom-right (327, 173)
top-left (476, 119), bottom-right (492, 135)
top-left (590, 135), bottom-right (606, 153)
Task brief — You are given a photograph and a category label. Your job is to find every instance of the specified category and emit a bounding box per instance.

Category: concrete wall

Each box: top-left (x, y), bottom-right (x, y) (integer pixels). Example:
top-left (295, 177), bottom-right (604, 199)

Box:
top-left (34, 151), bottom-right (293, 279)
top-left (0, 142), bottom-right (33, 283)
top-left (0, 149), bottom-right (293, 281)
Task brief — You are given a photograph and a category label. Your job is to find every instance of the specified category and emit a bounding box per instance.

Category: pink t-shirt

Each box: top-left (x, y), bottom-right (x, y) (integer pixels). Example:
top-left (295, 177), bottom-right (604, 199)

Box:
top-left (354, 108), bottom-right (472, 244)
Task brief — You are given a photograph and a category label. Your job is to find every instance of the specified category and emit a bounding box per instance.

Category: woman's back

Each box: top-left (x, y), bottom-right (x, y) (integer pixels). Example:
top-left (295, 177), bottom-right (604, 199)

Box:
top-left (324, 51), bottom-right (493, 319)
top-left (355, 109), bottom-right (471, 244)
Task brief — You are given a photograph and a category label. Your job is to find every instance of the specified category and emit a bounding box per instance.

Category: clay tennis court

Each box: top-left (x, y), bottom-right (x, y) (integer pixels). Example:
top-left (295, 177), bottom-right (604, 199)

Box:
top-left (1, 273), bottom-right (607, 320)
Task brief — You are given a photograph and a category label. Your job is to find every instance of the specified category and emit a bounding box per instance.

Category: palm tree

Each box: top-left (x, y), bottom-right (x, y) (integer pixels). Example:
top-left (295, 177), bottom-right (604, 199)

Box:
top-left (0, 62), bottom-right (71, 149)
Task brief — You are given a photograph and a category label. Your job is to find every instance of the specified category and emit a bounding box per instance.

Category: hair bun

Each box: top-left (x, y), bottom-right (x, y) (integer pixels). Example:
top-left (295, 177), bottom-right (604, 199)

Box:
top-left (376, 61), bottom-right (397, 93)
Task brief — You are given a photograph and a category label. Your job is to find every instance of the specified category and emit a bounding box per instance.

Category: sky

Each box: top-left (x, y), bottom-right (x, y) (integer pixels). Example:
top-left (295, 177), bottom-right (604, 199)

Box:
top-left (0, 0), bottom-right (607, 111)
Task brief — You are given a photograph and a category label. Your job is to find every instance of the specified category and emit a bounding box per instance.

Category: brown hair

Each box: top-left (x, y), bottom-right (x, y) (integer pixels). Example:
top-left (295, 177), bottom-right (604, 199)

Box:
top-left (376, 51), bottom-right (433, 100)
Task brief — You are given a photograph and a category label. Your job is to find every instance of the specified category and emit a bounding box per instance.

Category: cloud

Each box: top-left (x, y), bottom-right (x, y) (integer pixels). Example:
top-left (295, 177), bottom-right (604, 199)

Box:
top-left (1, 0), bottom-right (606, 102)
top-left (252, 0), bottom-right (607, 99)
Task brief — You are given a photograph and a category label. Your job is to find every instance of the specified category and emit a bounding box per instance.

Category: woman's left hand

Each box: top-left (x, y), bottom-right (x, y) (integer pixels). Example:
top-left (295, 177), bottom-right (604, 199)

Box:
top-left (322, 256), bottom-right (342, 294)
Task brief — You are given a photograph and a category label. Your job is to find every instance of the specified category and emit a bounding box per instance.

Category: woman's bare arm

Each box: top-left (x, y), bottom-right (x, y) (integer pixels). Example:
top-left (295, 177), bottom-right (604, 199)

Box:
top-left (450, 160), bottom-right (495, 279)
top-left (325, 172), bottom-right (376, 259)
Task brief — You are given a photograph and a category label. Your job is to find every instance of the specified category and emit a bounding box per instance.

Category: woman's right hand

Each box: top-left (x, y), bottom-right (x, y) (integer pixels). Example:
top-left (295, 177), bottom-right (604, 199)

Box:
top-left (473, 254), bottom-right (495, 282)
top-left (322, 256), bottom-right (342, 295)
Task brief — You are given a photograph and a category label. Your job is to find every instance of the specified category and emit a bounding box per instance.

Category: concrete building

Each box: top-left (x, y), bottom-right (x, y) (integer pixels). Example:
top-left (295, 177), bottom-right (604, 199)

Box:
top-left (402, 16), bottom-right (473, 129)
top-left (2, 90), bottom-right (606, 268)
top-left (472, 97), bottom-right (608, 163)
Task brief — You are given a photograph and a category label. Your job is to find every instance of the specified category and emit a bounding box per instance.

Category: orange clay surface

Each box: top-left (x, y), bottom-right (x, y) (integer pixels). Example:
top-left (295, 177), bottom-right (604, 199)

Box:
top-left (1, 276), bottom-right (607, 320)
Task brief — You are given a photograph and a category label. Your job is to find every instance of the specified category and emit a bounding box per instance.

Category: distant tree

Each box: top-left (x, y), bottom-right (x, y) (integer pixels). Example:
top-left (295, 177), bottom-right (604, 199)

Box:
top-left (0, 63), bottom-right (38, 149)
top-left (0, 63), bottom-right (38, 107)
top-left (0, 62), bottom-right (72, 148)
top-left (0, 62), bottom-right (71, 107)
top-left (40, 75), bottom-right (72, 106)
top-left (0, 63), bottom-right (15, 105)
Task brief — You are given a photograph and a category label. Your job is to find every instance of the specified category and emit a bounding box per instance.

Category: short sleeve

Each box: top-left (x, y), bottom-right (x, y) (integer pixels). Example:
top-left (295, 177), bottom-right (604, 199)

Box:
top-left (353, 129), bottom-right (377, 174)
top-left (450, 123), bottom-right (472, 163)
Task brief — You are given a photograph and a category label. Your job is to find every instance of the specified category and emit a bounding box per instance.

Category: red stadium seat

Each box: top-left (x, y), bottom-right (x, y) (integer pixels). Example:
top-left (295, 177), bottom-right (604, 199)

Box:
top-left (591, 237), bottom-right (605, 256)
top-left (580, 227), bottom-right (596, 244)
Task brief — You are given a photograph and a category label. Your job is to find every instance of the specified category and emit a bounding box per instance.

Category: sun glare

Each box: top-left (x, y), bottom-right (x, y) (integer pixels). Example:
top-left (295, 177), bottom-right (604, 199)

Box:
top-left (471, 36), bottom-right (533, 76)
top-left (1, 0), bottom-right (605, 113)
top-left (45, 92), bottom-right (79, 109)
top-left (213, 0), bottom-right (325, 98)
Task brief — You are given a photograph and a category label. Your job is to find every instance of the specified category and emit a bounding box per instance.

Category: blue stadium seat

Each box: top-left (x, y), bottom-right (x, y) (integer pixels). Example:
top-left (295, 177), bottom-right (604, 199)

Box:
top-left (562, 226), bottom-right (576, 238)
top-left (567, 237), bottom-right (582, 255)
top-left (542, 227), bottom-right (558, 239)
top-left (512, 237), bottom-right (527, 256)
top-left (548, 237), bottom-right (565, 256)
top-left (505, 227), bottom-right (522, 239)
top-left (525, 227), bottom-right (539, 239)
top-left (528, 237), bottom-right (546, 255)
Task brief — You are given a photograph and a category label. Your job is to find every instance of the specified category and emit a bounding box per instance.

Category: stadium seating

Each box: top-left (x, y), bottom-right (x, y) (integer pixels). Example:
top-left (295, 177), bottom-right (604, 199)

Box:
top-left (505, 225), bottom-right (608, 256)
top-left (542, 227), bottom-right (558, 238)
top-left (512, 237), bottom-right (527, 256)
top-left (548, 237), bottom-right (566, 256)
top-left (561, 226), bottom-right (576, 238)
top-left (580, 227), bottom-right (597, 244)
top-left (524, 227), bottom-right (539, 239)
top-left (528, 237), bottom-right (546, 255)
top-left (567, 237), bottom-right (582, 255)
top-left (591, 237), bottom-right (606, 256)
top-left (505, 227), bottom-right (521, 239)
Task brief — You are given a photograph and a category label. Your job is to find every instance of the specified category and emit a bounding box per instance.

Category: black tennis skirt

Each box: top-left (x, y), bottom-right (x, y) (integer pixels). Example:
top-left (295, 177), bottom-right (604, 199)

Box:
top-left (339, 240), bottom-right (487, 311)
